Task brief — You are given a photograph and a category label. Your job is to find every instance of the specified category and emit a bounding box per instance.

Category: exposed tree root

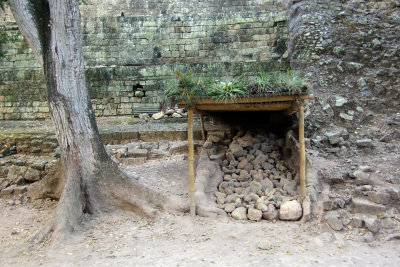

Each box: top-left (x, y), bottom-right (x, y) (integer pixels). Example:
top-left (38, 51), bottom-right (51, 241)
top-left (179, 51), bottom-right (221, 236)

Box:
top-left (193, 153), bottom-right (227, 217)
top-left (25, 159), bottom-right (189, 247)
top-left (32, 218), bottom-right (55, 244)
top-left (197, 205), bottom-right (227, 218)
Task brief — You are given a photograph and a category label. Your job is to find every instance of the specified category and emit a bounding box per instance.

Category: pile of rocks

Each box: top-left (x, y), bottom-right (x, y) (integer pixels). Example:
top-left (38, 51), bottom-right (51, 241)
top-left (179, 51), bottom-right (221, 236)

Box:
top-left (311, 118), bottom-right (400, 158)
top-left (207, 129), bottom-right (304, 222)
top-left (0, 155), bottom-right (57, 197)
top-left (139, 108), bottom-right (188, 121)
top-left (320, 164), bottom-right (400, 242)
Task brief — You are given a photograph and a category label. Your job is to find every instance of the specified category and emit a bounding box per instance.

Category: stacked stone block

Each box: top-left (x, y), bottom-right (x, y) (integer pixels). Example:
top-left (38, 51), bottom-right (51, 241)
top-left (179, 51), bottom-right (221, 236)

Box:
top-left (0, 0), bottom-right (288, 120)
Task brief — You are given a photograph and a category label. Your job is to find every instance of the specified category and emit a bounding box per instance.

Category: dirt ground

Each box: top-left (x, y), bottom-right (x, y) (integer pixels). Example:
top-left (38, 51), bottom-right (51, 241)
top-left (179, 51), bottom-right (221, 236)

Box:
top-left (1, 154), bottom-right (400, 267)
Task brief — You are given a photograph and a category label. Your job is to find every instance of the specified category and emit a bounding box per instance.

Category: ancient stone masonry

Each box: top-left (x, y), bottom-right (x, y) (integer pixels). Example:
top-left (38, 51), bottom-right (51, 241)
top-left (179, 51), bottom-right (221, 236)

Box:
top-left (80, 0), bottom-right (285, 17)
top-left (0, 0), bottom-right (289, 120)
top-left (0, 120), bottom-right (204, 198)
top-left (0, 138), bottom-right (202, 198)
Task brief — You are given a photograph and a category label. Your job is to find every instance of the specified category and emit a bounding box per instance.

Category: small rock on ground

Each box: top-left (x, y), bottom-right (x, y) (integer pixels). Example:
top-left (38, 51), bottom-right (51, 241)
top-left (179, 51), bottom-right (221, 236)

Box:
top-left (326, 212), bottom-right (343, 231)
top-left (231, 207), bottom-right (247, 220)
top-left (247, 208), bottom-right (262, 221)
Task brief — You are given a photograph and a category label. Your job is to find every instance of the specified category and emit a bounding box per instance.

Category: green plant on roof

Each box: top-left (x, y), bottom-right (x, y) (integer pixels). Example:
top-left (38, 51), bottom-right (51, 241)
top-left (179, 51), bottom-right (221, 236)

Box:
top-left (207, 76), bottom-right (247, 102)
top-left (166, 70), bottom-right (206, 105)
top-left (247, 71), bottom-right (310, 95)
top-left (165, 69), bottom-right (311, 104)
top-left (248, 71), bottom-right (279, 94)
top-left (275, 71), bottom-right (310, 94)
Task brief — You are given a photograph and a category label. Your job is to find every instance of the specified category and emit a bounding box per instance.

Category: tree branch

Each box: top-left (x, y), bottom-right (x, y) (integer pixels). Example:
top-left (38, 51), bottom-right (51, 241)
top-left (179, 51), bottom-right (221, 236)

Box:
top-left (8, 0), bottom-right (44, 66)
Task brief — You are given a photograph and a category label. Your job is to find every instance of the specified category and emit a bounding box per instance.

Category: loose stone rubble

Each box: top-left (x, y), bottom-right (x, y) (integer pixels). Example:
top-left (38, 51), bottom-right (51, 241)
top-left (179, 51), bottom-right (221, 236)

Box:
top-left (202, 126), bottom-right (304, 222)
top-left (0, 139), bottom-right (200, 198)
top-left (148, 108), bottom-right (187, 121)
top-left (0, 155), bottom-right (57, 198)
top-left (191, 116), bottom-right (400, 243)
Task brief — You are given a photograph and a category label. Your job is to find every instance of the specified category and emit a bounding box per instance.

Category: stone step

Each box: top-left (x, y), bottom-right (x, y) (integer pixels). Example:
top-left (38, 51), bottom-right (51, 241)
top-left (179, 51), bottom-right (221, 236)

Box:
top-left (1, 120), bottom-right (203, 156)
top-left (351, 198), bottom-right (386, 214)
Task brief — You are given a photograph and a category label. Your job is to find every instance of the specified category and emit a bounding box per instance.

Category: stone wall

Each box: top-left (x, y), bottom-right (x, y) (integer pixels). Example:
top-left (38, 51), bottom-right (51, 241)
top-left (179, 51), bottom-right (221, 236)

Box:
top-left (79, 0), bottom-right (284, 17)
top-left (0, 0), bottom-right (289, 120)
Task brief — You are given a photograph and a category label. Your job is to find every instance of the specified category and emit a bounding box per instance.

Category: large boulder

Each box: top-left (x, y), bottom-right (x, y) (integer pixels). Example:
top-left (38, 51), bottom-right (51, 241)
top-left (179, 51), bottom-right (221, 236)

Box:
top-left (279, 200), bottom-right (302, 221)
top-left (0, 185), bottom-right (28, 197)
top-left (171, 113), bottom-right (182, 118)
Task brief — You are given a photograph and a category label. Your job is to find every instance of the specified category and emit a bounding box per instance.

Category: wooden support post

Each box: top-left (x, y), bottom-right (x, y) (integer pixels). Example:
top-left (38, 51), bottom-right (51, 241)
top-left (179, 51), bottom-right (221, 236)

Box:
top-left (187, 109), bottom-right (196, 217)
top-left (199, 113), bottom-right (206, 141)
top-left (298, 103), bottom-right (306, 201)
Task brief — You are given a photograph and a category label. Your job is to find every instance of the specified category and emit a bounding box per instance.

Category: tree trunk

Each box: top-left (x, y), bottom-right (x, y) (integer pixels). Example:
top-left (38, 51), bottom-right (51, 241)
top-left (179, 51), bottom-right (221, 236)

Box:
top-left (8, 0), bottom-right (187, 243)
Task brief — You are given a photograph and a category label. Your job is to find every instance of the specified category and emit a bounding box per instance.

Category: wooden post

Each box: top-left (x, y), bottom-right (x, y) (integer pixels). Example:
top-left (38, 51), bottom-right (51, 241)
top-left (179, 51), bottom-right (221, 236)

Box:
top-left (298, 103), bottom-right (306, 201)
top-left (199, 114), bottom-right (206, 141)
top-left (187, 109), bottom-right (196, 217)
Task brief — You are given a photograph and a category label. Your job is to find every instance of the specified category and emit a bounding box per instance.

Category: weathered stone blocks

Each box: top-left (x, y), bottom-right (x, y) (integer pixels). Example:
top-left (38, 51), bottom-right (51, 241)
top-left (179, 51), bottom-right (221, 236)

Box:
top-left (1, 1), bottom-right (288, 120)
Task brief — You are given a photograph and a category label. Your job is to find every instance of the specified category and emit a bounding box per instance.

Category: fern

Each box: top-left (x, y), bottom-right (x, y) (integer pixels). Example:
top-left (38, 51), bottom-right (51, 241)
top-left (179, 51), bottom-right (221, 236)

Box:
top-left (207, 76), bottom-right (247, 102)
top-left (164, 69), bottom-right (310, 105)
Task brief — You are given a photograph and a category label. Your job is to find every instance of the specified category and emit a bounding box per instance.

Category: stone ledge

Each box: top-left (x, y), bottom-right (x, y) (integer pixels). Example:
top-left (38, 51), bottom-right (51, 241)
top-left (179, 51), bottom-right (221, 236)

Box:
top-left (0, 117), bottom-right (203, 156)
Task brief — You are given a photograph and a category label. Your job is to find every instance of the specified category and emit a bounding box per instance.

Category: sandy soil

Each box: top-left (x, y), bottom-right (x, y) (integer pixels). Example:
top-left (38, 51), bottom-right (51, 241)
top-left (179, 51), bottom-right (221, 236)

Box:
top-left (1, 155), bottom-right (400, 267)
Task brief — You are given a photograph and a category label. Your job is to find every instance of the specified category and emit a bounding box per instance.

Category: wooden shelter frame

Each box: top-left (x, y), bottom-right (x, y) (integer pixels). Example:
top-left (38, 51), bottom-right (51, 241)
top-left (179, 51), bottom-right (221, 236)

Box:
top-left (176, 94), bottom-right (314, 217)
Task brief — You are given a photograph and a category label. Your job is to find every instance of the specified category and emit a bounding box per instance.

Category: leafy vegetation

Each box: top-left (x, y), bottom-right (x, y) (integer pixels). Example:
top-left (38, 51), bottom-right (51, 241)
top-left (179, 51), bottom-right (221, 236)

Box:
top-left (165, 70), bottom-right (206, 106)
top-left (207, 76), bottom-right (247, 102)
top-left (248, 71), bottom-right (279, 95)
top-left (248, 70), bottom-right (311, 95)
top-left (166, 70), bottom-right (310, 103)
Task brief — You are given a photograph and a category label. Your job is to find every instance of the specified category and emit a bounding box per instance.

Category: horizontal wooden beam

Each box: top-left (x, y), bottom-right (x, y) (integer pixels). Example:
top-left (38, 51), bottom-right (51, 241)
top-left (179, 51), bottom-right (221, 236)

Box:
top-left (175, 94), bottom-right (314, 106)
top-left (194, 102), bottom-right (292, 111)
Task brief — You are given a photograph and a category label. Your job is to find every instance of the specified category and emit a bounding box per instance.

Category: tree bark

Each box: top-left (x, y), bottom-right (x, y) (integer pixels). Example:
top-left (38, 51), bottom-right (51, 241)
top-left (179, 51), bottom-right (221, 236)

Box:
top-left (8, 0), bottom-right (187, 243)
